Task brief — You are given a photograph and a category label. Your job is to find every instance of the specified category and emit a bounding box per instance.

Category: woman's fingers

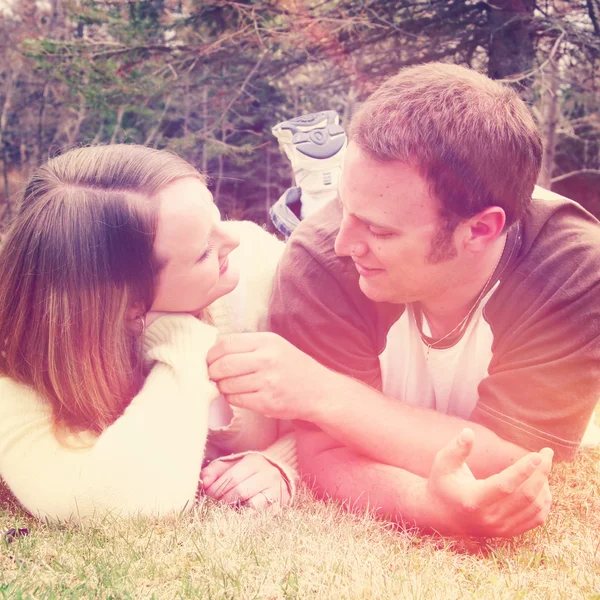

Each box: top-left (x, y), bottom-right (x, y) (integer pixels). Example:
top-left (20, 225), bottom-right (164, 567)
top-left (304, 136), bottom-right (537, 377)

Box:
top-left (246, 483), bottom-right (291, 509)
top-left (219, 471), bottom-right (279, 506)
top-left (203, 458), bottom-right (255, 500)
top-left (202, 453), bottom-right (291, 508)
top-left (200, 458), bottom-right (236, 490)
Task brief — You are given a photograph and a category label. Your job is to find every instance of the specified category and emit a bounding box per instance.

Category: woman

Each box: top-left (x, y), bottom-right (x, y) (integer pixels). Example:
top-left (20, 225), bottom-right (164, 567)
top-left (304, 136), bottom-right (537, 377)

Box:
top-left (0, 144), bottom-right (296, 522)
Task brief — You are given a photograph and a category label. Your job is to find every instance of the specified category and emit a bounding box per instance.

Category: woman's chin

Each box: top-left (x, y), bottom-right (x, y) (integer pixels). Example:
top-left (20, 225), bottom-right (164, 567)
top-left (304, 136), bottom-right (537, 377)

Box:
top-left (203, 265), bottom-right (241, 307)
top-left (220, 262), bottom-right (241, 295)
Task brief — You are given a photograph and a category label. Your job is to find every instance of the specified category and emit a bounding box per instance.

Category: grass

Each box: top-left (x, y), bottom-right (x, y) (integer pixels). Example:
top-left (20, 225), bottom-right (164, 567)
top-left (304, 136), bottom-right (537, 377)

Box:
top-left (1, 448), bottom-right (599, 600)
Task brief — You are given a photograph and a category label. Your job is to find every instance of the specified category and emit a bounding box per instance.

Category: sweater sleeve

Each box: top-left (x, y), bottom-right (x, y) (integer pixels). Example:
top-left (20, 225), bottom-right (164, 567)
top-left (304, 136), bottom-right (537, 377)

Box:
top-left (0, 314), bottom-right (220, 522)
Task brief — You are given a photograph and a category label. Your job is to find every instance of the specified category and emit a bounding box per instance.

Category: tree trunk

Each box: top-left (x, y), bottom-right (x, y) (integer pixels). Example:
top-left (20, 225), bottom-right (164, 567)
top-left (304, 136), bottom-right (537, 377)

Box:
top-left (487, 0), bottom-right (537, 100)
top-left (110, 105), bottom-right (125, 144)
top-left (537, 58), bottom-right (559, 190)
top-left (201, 65), bottom-right (209, 175)
top-left (0, 69), bottom-right (16, 200)
top-left (33, 81), bottom-right (50, 167)
top-left (265, 141), bottom-right (271, 222)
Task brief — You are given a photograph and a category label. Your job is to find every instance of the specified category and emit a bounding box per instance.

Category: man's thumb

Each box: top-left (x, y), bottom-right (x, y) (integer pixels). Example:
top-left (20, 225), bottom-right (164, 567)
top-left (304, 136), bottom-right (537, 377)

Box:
top-left (432, 428), bottom-right (475, 474)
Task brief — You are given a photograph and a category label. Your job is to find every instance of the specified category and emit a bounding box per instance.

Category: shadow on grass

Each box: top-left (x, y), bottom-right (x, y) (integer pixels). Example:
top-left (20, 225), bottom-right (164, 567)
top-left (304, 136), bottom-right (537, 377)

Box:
top-left (0, 477), bottom-right (27, 517)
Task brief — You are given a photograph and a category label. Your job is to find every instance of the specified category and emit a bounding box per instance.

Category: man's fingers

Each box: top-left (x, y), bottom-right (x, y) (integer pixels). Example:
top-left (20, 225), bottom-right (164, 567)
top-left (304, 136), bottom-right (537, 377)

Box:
top-left (208, 353), bottom-right (260, 382)
top-left (538, 447), bottom-right (555, 467)
top-left (474, 450), bottom-right (547, 507)
top-left (206, 333), bottom-right (264, 366)
top-left (222, 391), bottom-right (271, 414)
top-left (214, 373), bottom-right (265, 396)
top-left (432, 428), bottom-right (475, 474)
top-left (500, 448), bottom-right (553, 511)
top-left (496, 484), bottom-right (552, 537)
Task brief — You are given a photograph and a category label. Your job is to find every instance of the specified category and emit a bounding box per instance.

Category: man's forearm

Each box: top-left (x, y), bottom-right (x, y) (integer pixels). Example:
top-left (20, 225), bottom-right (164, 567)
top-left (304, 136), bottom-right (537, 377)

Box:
top-left (207, 332), bottom-right (527, 478)
top-left (296, 427), bottom-right (553, 538)
top-left (312, 370), bottom-right (527, 479)
top-left (296, 430), bottom-right (451, 533)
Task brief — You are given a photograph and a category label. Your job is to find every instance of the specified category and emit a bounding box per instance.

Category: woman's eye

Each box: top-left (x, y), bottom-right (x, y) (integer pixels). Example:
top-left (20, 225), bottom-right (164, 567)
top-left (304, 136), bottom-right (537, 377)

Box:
top-left (197, 245), bottom-right (214, 262)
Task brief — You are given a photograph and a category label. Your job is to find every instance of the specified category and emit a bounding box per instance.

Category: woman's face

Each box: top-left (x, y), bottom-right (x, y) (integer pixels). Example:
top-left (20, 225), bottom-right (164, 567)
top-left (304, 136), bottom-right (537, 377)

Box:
top-left (150, 178), bottom-right (240, 314)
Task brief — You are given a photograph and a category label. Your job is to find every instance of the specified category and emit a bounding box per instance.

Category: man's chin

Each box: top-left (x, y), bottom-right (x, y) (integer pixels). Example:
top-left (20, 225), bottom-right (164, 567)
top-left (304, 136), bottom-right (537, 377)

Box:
top-left (358, 276), bottom-right (391, 303)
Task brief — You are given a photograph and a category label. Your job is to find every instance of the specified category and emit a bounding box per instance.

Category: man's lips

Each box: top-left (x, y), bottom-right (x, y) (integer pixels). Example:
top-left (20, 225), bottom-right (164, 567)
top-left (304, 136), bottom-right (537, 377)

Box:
top-left (219, 257), bottom-right (229, 274)
top-left (353, 261), bottom-right (383, 278)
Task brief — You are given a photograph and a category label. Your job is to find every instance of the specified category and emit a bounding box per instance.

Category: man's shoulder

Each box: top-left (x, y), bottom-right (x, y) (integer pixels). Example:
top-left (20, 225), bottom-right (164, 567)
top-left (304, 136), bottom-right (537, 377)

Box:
top-left (525, 186), bottom-right (600, 249)
top-left (491, 187), bottom-right (600, 320)
top-left (515, 186), bottom-right (600, 275)
top-left (286, 198), bottom-right (342, 265)
top-left (280, 199), bottom-right (361, 290)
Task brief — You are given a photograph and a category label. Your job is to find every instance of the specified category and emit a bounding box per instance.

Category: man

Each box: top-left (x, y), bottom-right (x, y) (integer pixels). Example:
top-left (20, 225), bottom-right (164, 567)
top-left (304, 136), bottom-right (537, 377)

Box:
top-left (208, 63), bottom-right (600, 537)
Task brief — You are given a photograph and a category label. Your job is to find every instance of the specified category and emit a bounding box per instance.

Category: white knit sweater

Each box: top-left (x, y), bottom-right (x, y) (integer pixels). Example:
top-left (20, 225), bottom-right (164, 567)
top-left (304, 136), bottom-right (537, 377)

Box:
top-left (0, 221), bottom-right (296, 521)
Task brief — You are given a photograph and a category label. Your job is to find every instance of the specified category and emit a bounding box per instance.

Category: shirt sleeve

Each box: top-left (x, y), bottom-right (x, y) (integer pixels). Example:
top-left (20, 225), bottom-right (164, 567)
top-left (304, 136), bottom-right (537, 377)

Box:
top-left (472, 208), bottom-right (600, 461)
top-left (268, 206), bottom-right (391, 391)
top-left (0, 315), bottom-right (220, 521)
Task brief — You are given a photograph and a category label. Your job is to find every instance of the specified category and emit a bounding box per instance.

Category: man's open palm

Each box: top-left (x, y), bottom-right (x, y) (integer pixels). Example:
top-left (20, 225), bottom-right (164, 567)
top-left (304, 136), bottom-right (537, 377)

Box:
top-left (427, 428), bottom-right (553, 537)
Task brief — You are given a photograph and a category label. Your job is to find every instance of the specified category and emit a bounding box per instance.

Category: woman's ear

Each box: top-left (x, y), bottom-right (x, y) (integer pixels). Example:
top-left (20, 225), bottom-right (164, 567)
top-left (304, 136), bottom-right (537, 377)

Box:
top-left (126, 301), bottom-right (146, 335)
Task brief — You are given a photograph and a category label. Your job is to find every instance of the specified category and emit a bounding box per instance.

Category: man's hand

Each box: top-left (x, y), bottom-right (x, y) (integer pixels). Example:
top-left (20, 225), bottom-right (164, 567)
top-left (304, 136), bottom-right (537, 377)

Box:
top-left (207, 332), bottom-right (337, 421)
top-left (426, 428), bottom-right (553, 537)
top-left (200, 453), bottom-right (291, 509)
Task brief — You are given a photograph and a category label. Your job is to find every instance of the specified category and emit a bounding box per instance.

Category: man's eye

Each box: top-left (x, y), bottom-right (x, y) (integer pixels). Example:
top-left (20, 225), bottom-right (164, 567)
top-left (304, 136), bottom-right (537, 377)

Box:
top-left (369, 228), bottom-right (393, 239)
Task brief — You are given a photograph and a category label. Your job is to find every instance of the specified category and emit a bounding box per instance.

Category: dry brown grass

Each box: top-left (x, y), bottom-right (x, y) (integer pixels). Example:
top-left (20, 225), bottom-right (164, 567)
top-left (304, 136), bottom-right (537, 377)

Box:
top-left (1, 446), bottom-right (599, 599)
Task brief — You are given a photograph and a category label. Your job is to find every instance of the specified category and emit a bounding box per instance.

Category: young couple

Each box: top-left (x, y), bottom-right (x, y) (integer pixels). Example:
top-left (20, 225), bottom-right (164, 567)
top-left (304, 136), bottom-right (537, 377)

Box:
top-left (1, 63), bottom-right (598, 538)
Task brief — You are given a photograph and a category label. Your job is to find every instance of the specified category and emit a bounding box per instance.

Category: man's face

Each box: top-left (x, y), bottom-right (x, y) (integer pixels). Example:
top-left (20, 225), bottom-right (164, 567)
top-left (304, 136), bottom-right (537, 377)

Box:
top-left (334, 143), bottom-right (462, 305)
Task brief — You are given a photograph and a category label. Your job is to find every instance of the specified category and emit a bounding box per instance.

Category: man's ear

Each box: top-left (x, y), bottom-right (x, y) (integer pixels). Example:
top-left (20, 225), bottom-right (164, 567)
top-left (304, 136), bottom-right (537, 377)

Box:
top-left (463, 207), bottom-right (506, 252)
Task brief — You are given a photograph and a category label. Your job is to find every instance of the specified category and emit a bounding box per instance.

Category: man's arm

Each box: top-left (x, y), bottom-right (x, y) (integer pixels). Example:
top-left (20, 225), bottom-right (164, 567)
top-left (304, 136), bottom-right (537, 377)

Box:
top-left (207, 332), bottom-right (530, 479)
top-left (296, 427), bottom-right (552, 537)
top-left (302, 368), bottom-right (529, 479)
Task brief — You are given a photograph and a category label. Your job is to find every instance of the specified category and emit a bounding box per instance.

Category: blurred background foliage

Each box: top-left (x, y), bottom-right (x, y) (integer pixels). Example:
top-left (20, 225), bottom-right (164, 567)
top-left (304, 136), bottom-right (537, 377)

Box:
top-left (0, 0), bottom-right (598, 227)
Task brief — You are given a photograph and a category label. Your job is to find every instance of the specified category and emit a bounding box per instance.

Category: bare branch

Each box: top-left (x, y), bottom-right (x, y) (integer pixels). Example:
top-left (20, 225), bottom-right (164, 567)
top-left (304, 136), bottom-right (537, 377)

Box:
top-left (497, 30), bottom-right (566, 84)
top-left (144, 95), bottom-right (172, 147)
top-left (551, 169), bottom-right (600, 183)
top-left (110, 105), bottom-right (125, 145)
top-left (215, 51), bottom-right (267, 131)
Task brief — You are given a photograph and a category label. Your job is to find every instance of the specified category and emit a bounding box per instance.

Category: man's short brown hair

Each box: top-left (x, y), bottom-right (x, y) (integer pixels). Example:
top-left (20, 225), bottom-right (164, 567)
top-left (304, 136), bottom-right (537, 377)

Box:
top-left (349, 62), bottom-right (543, 228)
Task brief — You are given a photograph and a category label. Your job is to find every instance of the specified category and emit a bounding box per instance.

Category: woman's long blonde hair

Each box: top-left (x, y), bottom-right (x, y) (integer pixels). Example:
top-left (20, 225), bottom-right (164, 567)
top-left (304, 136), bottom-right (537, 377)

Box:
top-left (0, 144), bottom-right (204, 433)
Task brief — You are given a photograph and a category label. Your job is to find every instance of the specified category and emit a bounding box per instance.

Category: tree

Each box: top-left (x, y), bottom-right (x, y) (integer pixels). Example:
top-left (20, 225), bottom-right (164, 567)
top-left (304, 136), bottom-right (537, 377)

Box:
top-left (1, 0), bottom-right (598, 228)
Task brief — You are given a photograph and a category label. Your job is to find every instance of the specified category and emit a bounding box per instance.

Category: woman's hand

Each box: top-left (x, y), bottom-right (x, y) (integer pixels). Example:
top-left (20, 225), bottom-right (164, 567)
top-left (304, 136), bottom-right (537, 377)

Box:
top-left (200, 453), bottom-right (292, 509)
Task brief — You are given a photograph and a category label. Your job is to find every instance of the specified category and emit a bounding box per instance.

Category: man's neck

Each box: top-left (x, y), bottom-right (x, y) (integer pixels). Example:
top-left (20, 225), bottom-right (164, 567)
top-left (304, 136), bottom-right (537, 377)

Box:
top-left (421, 233), bottom-right (507, 339)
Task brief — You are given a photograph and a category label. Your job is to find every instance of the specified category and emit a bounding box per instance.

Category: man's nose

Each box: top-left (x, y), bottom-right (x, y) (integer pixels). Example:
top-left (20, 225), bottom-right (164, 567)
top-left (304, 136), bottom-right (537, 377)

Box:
top-left (334, 216), bottom-right (368, 258)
